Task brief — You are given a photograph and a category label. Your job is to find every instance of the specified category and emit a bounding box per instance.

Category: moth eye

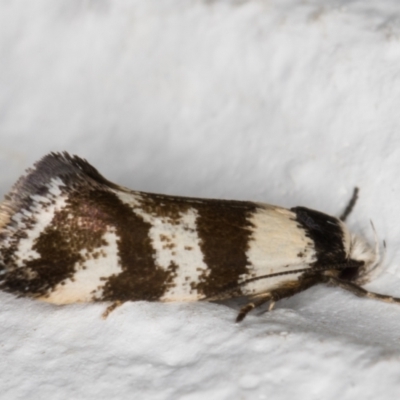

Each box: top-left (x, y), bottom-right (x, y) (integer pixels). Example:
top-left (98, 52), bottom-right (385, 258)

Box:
top-left (338, 266), bottom-right (360, 282)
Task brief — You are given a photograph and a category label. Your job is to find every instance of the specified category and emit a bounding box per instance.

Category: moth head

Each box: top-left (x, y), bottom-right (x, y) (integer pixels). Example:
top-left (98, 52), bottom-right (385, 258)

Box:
top-left (347, 226), bottom-right (382, 285)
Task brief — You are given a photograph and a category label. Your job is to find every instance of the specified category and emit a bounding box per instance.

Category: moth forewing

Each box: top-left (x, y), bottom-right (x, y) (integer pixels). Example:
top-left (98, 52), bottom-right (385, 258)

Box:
top-left (0, 152), bottom-right (399, 322)
top-left (236, 204), bottom-right (317, 297)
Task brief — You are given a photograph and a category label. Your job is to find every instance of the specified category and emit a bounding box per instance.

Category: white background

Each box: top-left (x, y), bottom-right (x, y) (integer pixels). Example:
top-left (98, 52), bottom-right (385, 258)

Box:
top-left (2, 1), bottom-right (400, 399)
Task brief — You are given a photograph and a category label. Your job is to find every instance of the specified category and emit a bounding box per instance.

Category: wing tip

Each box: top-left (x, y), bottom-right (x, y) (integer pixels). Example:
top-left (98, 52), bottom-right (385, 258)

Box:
top-left (0, 152), bottom-right (120, 234)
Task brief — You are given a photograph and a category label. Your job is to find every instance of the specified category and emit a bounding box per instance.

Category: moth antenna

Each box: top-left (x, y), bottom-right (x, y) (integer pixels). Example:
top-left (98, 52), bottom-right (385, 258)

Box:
top-left (204, 263), bottom-right (357, 301)
top-left (327, 276), bottom-right (400, 307)
top-left (364, 291), bottom-right (400, 305)
top-left (339, 187), bottom-right (359, 222)
top-left (202, 269), bottom-right (313, 301)
top-left (236, 262), bottom-right (360, 288)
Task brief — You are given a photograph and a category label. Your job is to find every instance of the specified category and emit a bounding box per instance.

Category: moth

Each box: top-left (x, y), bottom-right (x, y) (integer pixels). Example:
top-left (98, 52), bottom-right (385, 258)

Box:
top-left (0, 152), bottom-right (398, 322)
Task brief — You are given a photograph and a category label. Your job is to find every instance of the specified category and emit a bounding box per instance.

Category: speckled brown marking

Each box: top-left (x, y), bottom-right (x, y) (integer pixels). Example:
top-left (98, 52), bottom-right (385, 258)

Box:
top-left (193, 201), bottom-right (257, 298)
top-left (138, 193), bottom-right (191, 225)
top-left (0, 189), bottom-right (110, 296)
top-left (113, 190), bottom-right (259, 299)
top-left (84, 190), bottom-right (179, 302)
top-left (0, 153), bottom-right (178, 302)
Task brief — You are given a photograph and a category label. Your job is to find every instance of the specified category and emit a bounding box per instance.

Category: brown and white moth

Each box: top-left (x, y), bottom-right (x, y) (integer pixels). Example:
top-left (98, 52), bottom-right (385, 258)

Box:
top-left (0, 152), bottom-right (399, 322)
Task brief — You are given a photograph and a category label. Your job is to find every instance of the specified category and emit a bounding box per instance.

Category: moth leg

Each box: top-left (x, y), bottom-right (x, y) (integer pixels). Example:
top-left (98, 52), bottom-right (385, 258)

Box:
top-left (236, 275), bottom-right (323, 323)
top-left (102, 300), bottom-right (123, 319)
top-left (236, 294), bottom-right (272, 323)
top-left (339, 187), bottom-right (359, 222)
top-left (326, 276), bottom-right (400, 305)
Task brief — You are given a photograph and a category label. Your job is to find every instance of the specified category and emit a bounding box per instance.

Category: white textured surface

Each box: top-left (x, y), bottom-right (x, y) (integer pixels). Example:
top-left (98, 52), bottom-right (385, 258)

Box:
top-left (2, 1), bottom-right (400, 399)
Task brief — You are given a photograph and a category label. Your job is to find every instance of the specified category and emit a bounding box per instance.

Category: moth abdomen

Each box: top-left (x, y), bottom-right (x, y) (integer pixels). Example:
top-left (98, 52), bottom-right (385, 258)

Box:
top-left (0, 152), bottom-right (398, 321)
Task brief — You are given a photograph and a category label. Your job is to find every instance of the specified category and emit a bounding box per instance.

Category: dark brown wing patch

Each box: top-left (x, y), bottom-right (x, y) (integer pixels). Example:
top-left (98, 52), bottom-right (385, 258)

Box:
top-left (194, 201), bottom-right (256, 298)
